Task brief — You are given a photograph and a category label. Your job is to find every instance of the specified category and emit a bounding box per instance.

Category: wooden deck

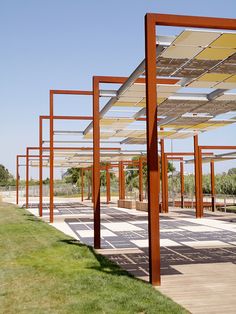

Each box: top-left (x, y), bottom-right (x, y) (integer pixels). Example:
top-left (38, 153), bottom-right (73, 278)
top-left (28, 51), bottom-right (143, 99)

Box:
top-left (157, 262), bottom-right (236, 314)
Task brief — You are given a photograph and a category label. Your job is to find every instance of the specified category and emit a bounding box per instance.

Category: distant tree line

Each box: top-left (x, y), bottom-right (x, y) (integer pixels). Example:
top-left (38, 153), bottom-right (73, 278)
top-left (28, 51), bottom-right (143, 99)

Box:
top-left (63, 158), bottom-right (176, 198)
top-left (168, 168), bottom-right (236, 196)
top-left (1, 162), bottom-right (235, 196)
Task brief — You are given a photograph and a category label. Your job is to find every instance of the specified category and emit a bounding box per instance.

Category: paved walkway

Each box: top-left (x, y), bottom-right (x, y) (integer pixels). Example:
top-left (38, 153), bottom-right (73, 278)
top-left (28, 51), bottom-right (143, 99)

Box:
top-left (25, 200), bottom-right (236, 314)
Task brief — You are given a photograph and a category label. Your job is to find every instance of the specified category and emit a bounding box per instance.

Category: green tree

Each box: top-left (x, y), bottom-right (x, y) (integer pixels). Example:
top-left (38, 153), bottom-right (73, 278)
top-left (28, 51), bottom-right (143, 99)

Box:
top-left (100, 163), bottom-right (116, 188)
top-left (125, 156), bottom-right (176, 196)
top-left (64, 164), bottom-right (117, 198)
top-left (0, 164), bottom-right (13, 186)
top-left (64, 167), bottom-right (80, 184)
top-left (228, 168), bottom-right (236, 175)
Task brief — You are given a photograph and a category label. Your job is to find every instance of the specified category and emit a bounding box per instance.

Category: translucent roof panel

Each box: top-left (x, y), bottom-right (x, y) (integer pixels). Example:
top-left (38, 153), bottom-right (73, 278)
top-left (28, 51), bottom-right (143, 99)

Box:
top-left (172, 30), bottom-right (221, 47)
top-left (197, 73), bottom-right (232, 82)
top-left (210, 33), bottom-right (236, 49)
top-left (76, 29), bottom-right (236, 149)
top-left (195, 48), bottom-right (235, 60)
top-left (161, 46), bottom-right (203, 59)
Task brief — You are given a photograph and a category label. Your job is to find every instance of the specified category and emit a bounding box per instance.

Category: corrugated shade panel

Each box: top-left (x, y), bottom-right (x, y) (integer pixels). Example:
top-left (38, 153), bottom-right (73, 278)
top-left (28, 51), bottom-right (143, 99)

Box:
top-left (100, 118), bottom-right (134, 129)
top-left (216, 94), bottom-right (236, 101)
top-left (115, 101), bottom-right (141, 107)
top-left (214, 82), bottom-right (236, 89)
top-left (119, 83), bottom-right (181, 99)
top-left (167, 132), bottom-right (194, 139)
top-left (158, 99), bottom-right (207, 117)
top-left (195, 48), bottom-right (235, 60)
top-left (156, 57), bottom-right (188, 76)
top-left (84, 132), bottom-right (115, 139)
top-left (161, 46), bottom-right (203, 59)
top-left (197, 73), bottom-right (231, 82)
top-left (188, 81), bottom-right (216, 88)
top-left (114, 130), bottom-right (146, 138)
top-left (210, 33), bottom-right (236, 49)
top-left (191, 100), bottom-right (234, 116)
top-left (172, 30), bottom-right (221, 47)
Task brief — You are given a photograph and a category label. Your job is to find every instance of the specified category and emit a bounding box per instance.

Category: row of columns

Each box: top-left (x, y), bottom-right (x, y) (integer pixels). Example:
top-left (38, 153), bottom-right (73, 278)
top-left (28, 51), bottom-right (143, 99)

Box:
top-left (79, 159), bottom-right (144, 205)
top-left (18, 147), bottom-right (216, 215)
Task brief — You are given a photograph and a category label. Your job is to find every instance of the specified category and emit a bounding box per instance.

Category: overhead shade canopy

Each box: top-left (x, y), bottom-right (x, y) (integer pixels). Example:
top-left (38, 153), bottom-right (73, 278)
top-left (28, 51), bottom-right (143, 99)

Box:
top-left (89, 29), bottom-right (236, 142)
top-left (48, 29), bottom-right (236, 168)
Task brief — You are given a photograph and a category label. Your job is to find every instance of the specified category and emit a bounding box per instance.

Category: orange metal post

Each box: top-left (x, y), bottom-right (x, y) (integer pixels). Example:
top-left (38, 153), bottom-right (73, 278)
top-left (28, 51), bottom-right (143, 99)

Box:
top-left (144, 11), bottom-right (236, 286)
top-left (17, 153), bottom-right (50, 209)
top-left (145, 14), bottom-right (161, 285)
top-left (118, 161), bottom-right (122, 200)
top-left (89, 75), bottom-right (177, 251)
top-left (121, 161), bottom-right (125, 199)
top-left (48, 91), bottom-right (93, 223)
top-left (81, 168), bottom-right (84, 202)
top-left (91, 166), bottom-right (94, 203)
top-left (106, 164), bottom-right (111, 204)
top-left (210, 160), bottom-right (215, 212)
top-left (160, 138), bottom-right (165, 212)
top-left (87, 169), bottom-right (91, 200)
top-left (39, 116), bottom-right (43, 217)
top-left (26, 148), bottom-right (29, 208)
top-left (194, 135), bottom-right (201, 218)
top-left (118, 161), bottom-right (125, 200)
top-left (93, 77), bottom-right (101, 249)
top-left (16, 156), bottom-right (19, 205)
top-left (180, 161), bottom-right (184, 208)
top-left (49, 91), bottom-right (54, 223)
top-left (139, 157), bottom-right (143, 202)
top-left (164, 154), bottom-right (169, 213)
top-left (198, 147), bottom-right (204, 217)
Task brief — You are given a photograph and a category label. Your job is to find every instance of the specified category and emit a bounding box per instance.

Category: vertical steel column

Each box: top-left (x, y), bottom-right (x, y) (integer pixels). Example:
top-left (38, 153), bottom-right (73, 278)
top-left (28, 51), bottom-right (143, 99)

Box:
top-left (121, 161), bottom-right (125, 199)
top-left (145, 14), bottom-right (161, 286)
top-left (87, 169), bottom-right (91, 200)
top-left (160, 138), bottom-right (165, 212)
top-left (198, 147), bottom-right (203, 217)
top-left (194, 135), bottom-right (201, 218)
top-left (118, 161), bottom-right (122, 200)
top-left (39, 117), bottom-right (43, 217)
top-left (93, 77), bottom-right (101, 249)
top-left (139, 157), bottom-right (143, 202)
top-left (106, 164), bottom-right (111, 204)
top-left (16, 156), bottom-right (19, 205)
top-left (49, 91), bottom-right (54, 223)
top-left (91, 166), bottom-right (94, 203)
top-left (210, 159), bottom-right (215, 212)
top-left (26, 148), bottom-right (29, 208)
top-left (180, 161), bottom-right (184, 208)
top-left (81, 168), bottom-right (84, 202)
top-left (164, 154), bottom-right (169, 213)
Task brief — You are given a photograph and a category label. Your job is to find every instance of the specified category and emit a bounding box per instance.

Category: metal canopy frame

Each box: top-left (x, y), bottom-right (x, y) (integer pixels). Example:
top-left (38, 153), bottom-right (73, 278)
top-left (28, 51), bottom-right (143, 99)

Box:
top-left (144, 12), bottom-right (236, 285)
top-left (15, 12), bottom-right (236, 287)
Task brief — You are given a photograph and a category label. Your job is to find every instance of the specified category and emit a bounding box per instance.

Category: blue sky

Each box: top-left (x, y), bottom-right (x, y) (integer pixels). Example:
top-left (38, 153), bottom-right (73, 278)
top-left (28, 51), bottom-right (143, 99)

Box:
top-left (1, 0), bottom-right (236, 179)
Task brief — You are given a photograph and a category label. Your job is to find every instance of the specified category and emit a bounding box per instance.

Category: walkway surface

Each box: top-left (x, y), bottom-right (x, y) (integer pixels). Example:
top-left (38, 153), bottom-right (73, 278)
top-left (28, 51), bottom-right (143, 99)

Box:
top-left (23, 199), bottom-right (236, 314)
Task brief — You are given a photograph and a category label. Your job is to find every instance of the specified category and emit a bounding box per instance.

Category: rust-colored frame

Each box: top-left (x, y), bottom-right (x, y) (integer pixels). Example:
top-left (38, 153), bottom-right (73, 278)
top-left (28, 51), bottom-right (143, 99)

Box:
top-left (49, 90), bottom-right (93, 223)
top-left (145, 13), bottom-right (236, 285)
top-left (16, 154), bottom-right (48, 205)
top-left (39, 114), bottom-right (93, 218)
top-left (198, 145), bottom-right (236, 216)
top-left (92, 75), bottom-right (177, 249)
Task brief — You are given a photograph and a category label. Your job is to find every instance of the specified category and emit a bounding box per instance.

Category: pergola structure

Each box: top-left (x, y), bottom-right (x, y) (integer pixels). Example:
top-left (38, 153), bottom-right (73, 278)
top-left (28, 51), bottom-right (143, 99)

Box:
top-left (16, 13), bottom-right (236, 286)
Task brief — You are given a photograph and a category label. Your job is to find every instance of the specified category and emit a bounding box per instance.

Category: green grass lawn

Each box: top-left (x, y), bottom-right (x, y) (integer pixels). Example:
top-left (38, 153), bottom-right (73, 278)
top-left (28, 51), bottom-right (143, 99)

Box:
top-left (218, 205), bottom-right (236, 213)
top-left (227, 206), bottom-right (236, 211)
top-left (0, 202), bottom-right (187, 314)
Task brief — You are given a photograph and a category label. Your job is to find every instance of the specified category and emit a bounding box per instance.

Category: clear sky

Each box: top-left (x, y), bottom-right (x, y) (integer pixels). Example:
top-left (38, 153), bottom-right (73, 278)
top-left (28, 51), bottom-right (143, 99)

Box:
top-left (1, 0), bottom-right (236, 179)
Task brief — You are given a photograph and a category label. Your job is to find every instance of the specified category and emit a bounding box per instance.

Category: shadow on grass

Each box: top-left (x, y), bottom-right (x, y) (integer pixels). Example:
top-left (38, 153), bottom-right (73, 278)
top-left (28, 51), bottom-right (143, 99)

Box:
top-left (23, 212), bottom-right (44, 223)
top-left (59, 239), bottom-right (139, 281)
